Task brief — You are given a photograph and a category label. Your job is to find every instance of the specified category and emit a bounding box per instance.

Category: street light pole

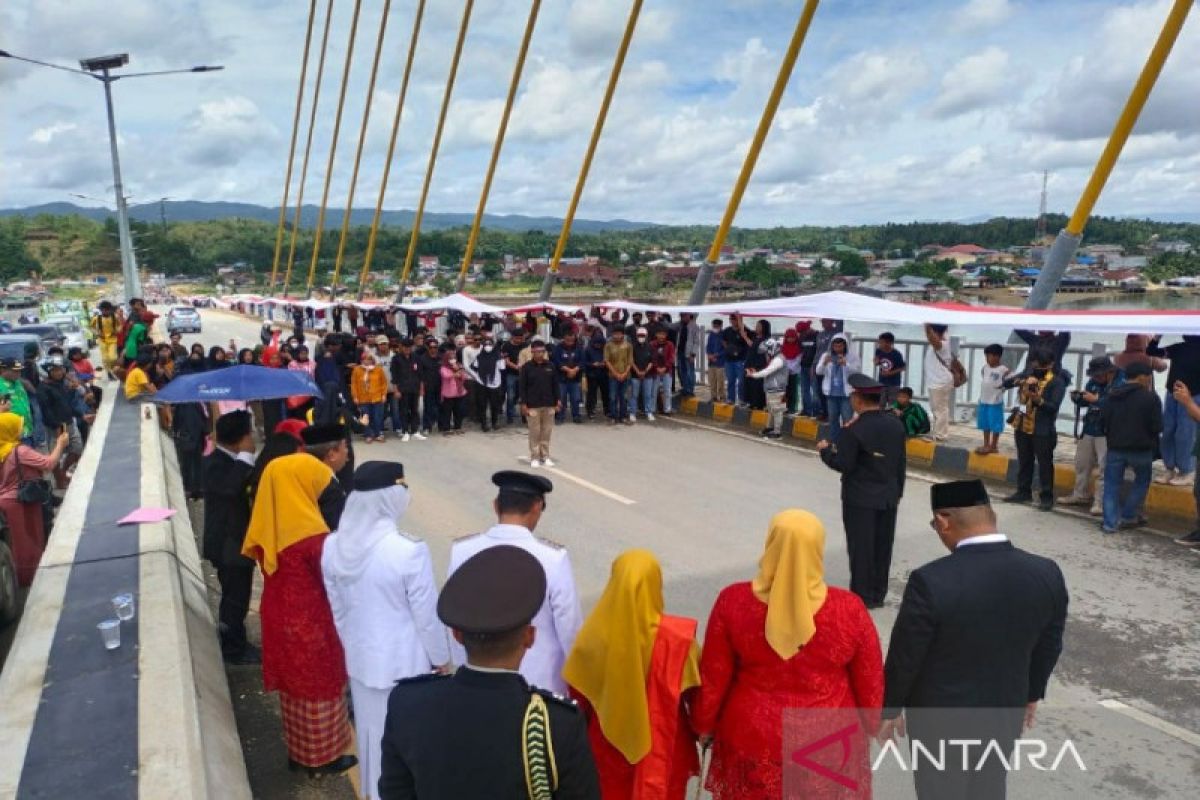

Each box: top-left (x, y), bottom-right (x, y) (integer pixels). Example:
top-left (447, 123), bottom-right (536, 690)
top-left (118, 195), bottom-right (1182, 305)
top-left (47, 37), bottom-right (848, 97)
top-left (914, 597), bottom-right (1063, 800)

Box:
top-left (97, 67), bottom-right (141, 300)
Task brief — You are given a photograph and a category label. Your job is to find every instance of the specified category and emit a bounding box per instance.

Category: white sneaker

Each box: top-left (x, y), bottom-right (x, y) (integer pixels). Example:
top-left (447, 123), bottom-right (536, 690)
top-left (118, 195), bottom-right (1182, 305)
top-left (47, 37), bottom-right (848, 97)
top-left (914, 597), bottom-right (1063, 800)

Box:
top-left (627, 415), bottom-right (636, 424)
top-left (402, 433), bottom-right (411, 443)
top-left (1155, 471), bottom-right (1174, 484)
top-left (542, 458), bottom-right (556, 468)
top-left (413, 432), bottom-right (427, 441)
top-left (530, 459), bottom-right (542, 468)
top-left (646, 413), bottom-right (656, 422)
top-left (1169, 472), bottom-right (1195, 487)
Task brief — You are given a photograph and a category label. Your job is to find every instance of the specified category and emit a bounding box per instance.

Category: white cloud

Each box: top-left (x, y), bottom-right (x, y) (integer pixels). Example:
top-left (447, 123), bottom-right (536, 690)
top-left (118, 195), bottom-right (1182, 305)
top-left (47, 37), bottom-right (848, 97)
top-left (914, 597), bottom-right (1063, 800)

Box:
top-left (929, 46), bottom-right (1017, 118)
top-left (28, 122), bottom-right (79, 144)
top-left (950, 0), bottom-right (1014, 32)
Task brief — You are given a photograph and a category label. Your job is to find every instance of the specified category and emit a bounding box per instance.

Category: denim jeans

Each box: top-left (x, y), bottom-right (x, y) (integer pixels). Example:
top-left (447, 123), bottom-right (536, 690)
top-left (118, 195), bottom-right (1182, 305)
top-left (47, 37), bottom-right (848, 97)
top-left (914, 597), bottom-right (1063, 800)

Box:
top-left (677, 353), bottom-right (695, 395)
top-left (631, 376), bottom-right (655, 415)
top-left (362, 402), bottom-right (384, 438)
top-left (656, 372), bottom-right (674, 412)
top-left (609, 378), bottom-right (631, 420)
top-left (421, 391), bottom-right (440, 432)
top-left (826, 395), bottom-right (853, 442)
top-left (505, 372), bottom-right (521, 422)
top-left (799, 369), bottom-right (817, 415)
top-left (1103, 449), bottom-right (1154, 530)
top-left (558, 382), bottom-right (582, 422)
top-left (725, 360), bottom-right (745, 405)
top-left (1160, 393), bottom-right (1198, 474)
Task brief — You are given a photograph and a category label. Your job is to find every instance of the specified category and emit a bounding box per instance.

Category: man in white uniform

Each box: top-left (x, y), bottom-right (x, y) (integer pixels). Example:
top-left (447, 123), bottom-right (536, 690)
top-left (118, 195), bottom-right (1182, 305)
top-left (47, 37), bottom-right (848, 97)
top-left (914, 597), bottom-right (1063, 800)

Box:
top-left (323, 461), bottom-right (450, 800)
top-left (447, 471), bottom-right (583, 694)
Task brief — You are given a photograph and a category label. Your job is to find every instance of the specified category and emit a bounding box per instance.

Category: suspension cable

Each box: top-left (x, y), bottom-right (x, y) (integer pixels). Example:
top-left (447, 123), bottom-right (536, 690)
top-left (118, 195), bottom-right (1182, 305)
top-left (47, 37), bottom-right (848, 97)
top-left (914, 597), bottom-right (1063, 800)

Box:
top-left (281, 0), bottom-right (336, 298)
top-left (304, 0), bottom-right (364, 298)
top-left (706, 0), bottom-right (819, 265)
top-left (396, 0), bottom-right (475, 298)
top-left (538, 0), bottom-right (643, 301)
top-left (330, 0), bottom-right (393, 296)
top-left (268, 0), bottom-right (317, 295)
top-left (357, 0), bottom-right (427, 300)
top-left (456, 0), bottom-right (543, 292)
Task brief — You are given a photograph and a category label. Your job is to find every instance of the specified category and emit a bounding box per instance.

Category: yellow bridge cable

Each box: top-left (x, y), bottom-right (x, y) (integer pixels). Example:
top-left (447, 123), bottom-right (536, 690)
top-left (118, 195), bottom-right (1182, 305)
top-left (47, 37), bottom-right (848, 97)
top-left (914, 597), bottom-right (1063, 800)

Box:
top-left (456, 0), bottom-right (544, 290)
top-left (281, 0), bottom-right (336, 298)
top-left (706, 0), bottom-right (819, 265)
top-left (330, 0), bottom-right (393, 294)
top-left (304, 0), bottom-right (364, 297)
top-left (358, 0), bottom-right (426, 299)
top-left (397, 0), bottom-right (475, 295)
top-left (1066, 0), bottom-right (1192, 236)
top-left (268, 0), bottom-right (317, 294)
top-left (546, 0), bottom-right (643, 277)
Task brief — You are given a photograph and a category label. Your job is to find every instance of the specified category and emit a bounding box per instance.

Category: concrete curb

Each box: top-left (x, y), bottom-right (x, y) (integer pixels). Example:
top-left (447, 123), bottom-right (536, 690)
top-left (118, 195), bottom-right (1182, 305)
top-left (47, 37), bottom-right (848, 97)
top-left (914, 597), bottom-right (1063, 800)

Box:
top-left (678, 396), bottom-right (1197, 521)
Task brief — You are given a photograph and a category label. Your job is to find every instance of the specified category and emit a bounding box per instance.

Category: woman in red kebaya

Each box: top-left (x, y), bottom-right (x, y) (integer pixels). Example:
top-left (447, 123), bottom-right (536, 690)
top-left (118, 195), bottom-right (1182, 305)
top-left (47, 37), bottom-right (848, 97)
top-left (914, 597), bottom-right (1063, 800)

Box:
top-left (691, 509), bottom-right (883, 799)
top-left (564, 549), bottom-right (700, 799)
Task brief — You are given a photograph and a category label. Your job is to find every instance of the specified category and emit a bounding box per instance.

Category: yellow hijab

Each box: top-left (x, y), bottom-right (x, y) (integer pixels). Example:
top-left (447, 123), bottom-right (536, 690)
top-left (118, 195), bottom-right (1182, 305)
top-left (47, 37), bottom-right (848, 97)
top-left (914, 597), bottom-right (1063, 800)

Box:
top-left (242, 453), bottom-right (333, 575)
top-left (563, 549), bottom-right (700, 763)
top-left (0, 412), bottom-right (22, 462)
top-left (752, 509), bottom-right (829, 660)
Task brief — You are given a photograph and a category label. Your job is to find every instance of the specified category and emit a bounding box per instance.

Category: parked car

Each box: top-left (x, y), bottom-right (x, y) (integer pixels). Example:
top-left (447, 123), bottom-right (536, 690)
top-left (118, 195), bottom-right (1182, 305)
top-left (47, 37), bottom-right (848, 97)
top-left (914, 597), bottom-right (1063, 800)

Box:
top-left (13, 325), bottom-right (64, 355)
top-left (0, 332), bottom-right (45, 364)
top-left (166, 305), bottom-right (202, 334)
top-left (44, 314), bottom-right (90, 353)
top-left (0, 512), bottom-right (18, 628)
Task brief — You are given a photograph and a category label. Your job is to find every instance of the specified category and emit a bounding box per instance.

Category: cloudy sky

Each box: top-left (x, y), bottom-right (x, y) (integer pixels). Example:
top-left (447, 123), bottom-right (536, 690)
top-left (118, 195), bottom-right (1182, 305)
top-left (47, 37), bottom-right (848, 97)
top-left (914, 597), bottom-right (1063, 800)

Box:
top-left (1, 0), bottom-right (1196, 226)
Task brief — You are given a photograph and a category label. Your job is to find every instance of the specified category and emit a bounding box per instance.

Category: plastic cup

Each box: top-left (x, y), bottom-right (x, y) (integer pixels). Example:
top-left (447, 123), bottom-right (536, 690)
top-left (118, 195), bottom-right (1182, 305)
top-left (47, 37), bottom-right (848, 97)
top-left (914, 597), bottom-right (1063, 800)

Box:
top-left (112, 593), bottom-right (135, 622)
top-left (98, 619), bottom-right (121, 650)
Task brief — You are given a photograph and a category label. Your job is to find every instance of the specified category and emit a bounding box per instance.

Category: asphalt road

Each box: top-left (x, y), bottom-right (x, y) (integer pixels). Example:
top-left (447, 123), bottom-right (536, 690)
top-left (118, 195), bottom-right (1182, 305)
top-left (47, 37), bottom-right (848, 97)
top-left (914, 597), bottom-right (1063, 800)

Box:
top-left (191, 307), bottom-right (1200, 799)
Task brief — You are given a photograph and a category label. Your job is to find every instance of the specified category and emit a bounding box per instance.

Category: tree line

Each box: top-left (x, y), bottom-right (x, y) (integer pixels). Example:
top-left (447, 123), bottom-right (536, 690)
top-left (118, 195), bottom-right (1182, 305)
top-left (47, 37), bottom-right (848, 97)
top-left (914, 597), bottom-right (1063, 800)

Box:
top-left (1, 211), bottom-right (1196, 284)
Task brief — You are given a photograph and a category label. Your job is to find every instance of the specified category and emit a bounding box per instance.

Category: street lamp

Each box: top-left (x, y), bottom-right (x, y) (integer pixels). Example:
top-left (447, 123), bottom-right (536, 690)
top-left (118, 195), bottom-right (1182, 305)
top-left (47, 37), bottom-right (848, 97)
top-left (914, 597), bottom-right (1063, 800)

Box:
top-left (0, 49), bottom-right (222, 302)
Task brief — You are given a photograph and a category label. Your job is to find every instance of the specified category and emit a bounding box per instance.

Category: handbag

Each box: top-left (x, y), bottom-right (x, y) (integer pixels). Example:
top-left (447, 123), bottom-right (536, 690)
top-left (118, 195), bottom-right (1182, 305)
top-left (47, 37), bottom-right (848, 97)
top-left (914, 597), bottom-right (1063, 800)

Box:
top-left (933, 347), bottom-right (968, 388)
top-left (13, 446), bottom-right (53, 505)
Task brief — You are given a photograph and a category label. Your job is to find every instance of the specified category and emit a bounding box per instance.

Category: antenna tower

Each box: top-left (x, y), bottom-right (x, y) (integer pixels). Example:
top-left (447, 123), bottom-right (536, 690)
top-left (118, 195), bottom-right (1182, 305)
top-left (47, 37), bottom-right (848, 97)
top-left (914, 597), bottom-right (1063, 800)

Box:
top-left (1035, 170), bottom-right (1049, 240)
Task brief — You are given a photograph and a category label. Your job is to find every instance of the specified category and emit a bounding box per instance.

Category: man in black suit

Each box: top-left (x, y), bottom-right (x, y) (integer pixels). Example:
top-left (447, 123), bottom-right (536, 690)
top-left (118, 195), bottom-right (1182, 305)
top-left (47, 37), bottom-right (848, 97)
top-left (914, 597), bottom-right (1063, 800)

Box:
top-left (202, 410), bottom-right (260, 665)
top-left (378, 545), bottom-right (599, 800)
top-left (818, 372), bottom-right (907, 608)
top-left (880, 479), bottom-right (1068, 799)
top-left (301, 423), bottom-right (350, 529)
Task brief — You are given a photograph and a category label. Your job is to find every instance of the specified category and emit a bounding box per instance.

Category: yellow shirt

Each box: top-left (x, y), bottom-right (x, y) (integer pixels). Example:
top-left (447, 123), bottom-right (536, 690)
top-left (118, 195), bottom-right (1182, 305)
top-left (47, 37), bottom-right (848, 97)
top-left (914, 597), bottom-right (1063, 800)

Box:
top-left (124, 366), bottom-right (153, 400)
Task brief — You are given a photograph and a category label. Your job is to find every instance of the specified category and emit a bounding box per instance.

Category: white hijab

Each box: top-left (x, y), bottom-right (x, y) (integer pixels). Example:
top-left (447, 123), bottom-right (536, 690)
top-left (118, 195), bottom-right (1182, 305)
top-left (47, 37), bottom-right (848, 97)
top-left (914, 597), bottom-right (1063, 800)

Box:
top-left (324, 484), bottom-right (411, 583)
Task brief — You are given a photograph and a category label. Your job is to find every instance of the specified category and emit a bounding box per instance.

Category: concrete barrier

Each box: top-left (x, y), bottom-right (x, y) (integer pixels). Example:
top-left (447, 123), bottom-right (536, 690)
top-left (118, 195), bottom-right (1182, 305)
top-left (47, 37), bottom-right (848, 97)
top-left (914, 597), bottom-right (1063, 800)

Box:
top-left (0, 389), bottom-right (250, 799)
top-left (679, 400), bottom-right (1198, 522)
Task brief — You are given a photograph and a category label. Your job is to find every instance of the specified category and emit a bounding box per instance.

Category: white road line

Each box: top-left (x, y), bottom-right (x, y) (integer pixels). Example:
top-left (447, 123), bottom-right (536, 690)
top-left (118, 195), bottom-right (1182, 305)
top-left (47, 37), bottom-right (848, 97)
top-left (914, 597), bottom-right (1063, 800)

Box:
top-left (1098, 699), bottom-right (1200, 748)
top-left (543, 465), bottom-right (637, 506)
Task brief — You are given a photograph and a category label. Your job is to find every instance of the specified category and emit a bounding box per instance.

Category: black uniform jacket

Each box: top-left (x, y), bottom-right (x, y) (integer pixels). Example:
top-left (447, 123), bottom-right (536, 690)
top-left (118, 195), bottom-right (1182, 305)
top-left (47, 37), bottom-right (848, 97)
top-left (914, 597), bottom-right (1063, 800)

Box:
top-left (819, 408), bottom-right (907, 509)
top-left (883, 540), bottom-right (1068, 715)
top-left (201, 448), bottom-right (254, 566)
top-left (378, 667), bottom-right (599, 800)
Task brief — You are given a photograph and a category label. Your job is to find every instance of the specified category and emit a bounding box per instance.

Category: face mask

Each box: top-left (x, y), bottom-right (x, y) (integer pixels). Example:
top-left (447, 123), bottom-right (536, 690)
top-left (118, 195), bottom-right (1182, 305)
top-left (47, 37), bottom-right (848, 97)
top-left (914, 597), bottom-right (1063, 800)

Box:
top-left (483, 344), bottom-right (494, 352)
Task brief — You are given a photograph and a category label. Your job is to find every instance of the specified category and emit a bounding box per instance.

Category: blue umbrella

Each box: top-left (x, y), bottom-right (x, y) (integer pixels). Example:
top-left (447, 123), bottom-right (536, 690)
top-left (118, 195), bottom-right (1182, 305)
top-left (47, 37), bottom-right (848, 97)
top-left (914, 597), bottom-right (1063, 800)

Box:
top-left (150, 365), bottom-right (321, 404)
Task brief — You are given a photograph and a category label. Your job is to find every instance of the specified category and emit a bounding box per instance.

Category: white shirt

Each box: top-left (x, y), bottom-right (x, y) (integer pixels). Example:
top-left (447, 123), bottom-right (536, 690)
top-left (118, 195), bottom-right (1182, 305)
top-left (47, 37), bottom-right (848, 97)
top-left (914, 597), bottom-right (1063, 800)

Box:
top-left (979, 364), bottom-right (1011, 405)
top-left (322, 533), bottom-right (450, 689)
top-left (925, 340), bottom-right (954, 389)
top-left (447, 523), bottom-right (583, 693)
top-left (956, 533), bottom-right (1010, 548)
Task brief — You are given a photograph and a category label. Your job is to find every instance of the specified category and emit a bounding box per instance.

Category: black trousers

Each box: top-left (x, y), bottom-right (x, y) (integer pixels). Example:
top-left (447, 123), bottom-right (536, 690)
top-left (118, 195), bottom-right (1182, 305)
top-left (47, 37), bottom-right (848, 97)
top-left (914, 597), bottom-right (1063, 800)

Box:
top-left (745, 376), bottom-right (767, 410)
top-left (475, 385), bottom-right (504, 427)
top-left (586, 370), bottom-right (609, 416)
top-left (909, 710), bottom-right (1021, 800)
top-left (842, 502), bottom-right (897, 605)
top-left (217, 559), bottom-right (255, 657)
top-left (439, 396), bottom-right (466, 431)
top-left (397, 391), bottom-right (420, 434)
top-left (1015, 430), bottom-right (1057, 500)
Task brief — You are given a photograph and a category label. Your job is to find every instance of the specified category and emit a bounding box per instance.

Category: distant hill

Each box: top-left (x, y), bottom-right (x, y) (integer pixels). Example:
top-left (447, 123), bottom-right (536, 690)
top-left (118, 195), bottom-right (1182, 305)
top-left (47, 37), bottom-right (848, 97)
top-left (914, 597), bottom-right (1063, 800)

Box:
top-left (0, 201), bottom-right (659, 233)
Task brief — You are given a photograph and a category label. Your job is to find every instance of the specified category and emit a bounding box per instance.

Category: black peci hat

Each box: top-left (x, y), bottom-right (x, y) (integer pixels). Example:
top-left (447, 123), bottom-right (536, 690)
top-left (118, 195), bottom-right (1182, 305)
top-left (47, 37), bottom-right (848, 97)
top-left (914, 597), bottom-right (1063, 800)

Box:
top-left (931, 479), bottom-right (991, 511)
top-left (301, 423), bottom-right (346, 446)
top-left (437, 545), bottom-right (547, 634)
top-left (847, 372), bottom-right (885, 396)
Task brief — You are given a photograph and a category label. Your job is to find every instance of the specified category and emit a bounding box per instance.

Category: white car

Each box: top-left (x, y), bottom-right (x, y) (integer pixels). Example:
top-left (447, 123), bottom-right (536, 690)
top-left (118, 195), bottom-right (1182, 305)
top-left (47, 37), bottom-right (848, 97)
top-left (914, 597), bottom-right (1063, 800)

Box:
top-left (45, 314), bottom-right (89, 353)
top-left (167, 306), bottom-right (202, 334)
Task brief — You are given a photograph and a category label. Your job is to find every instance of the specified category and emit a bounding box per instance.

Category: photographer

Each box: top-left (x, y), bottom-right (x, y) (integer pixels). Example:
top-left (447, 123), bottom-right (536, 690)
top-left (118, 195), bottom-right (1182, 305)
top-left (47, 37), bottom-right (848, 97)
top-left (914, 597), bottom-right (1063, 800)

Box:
top-left (1002, 349), bottom-right (1067, 511)
top-left (1060, 356), bottom-right (1122, 515)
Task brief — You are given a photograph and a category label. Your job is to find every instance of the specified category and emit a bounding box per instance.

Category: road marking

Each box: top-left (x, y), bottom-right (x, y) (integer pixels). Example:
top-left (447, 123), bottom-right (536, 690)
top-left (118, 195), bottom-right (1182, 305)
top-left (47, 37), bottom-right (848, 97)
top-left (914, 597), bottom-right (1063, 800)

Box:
top-left (1098, 699), bottom-right (1200, 748)
top-left (543, 465), bottom-right (637, 506)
